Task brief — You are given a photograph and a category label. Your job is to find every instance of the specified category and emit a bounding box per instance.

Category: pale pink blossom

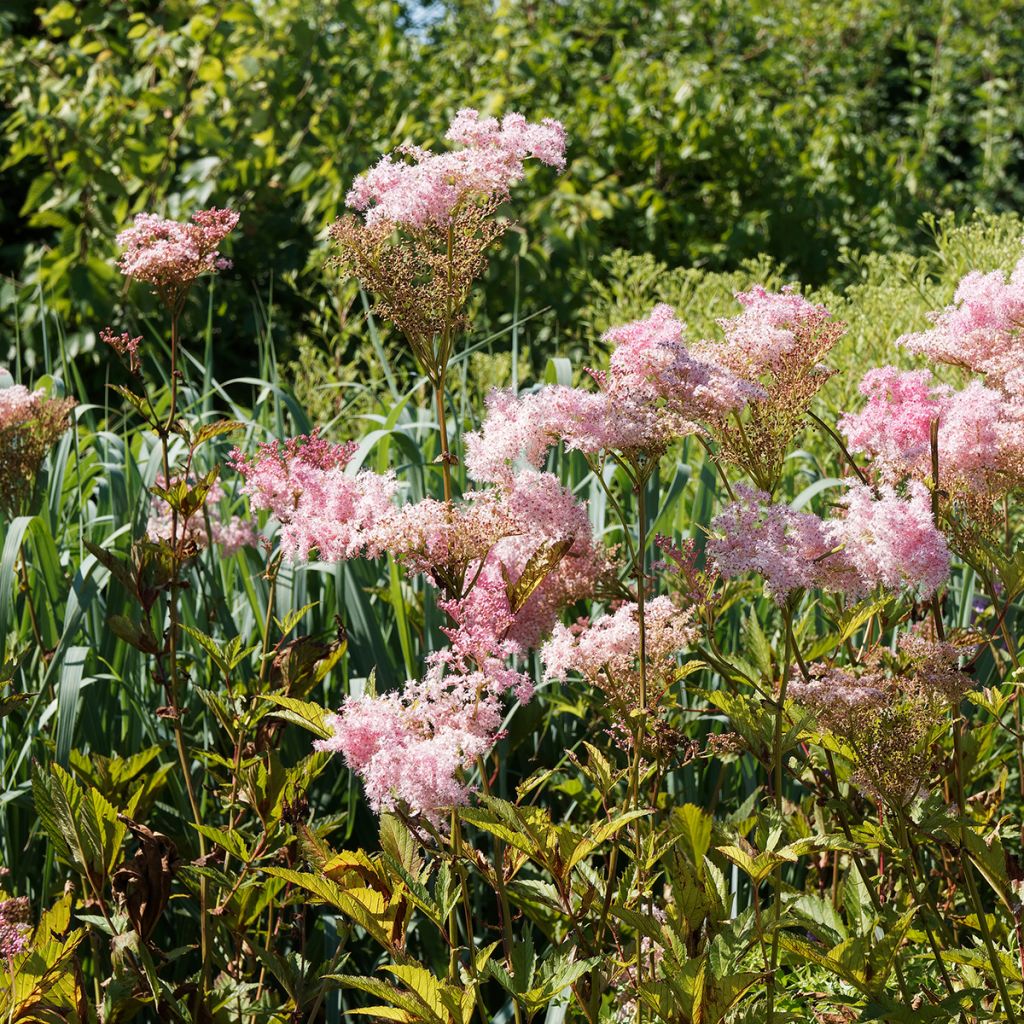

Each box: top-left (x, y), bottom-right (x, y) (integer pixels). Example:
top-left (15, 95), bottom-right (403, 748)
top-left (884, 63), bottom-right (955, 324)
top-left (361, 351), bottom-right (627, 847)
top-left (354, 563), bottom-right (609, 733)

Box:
top-left (0, 895), bottom-right (29, 961)
top-left (710, 482), bottom-right (950, 601)
top-left (825, 481), bottom-right (950, 599)
top-left (347, 109), bottom-right (566, 230)
top-left (697, 285), bottom-right (842, 381)
top-left (317, 659), bottom-right (525, 823)
top-left (116, 208), bottom-right (239, 306)
top-left (840, 367), bottom-right (1024, 491)
top-left (541, 595), bottom-right (698, 704)
top-left (0, 384), bottom-right (41, 429)
top-left (708, 486), bottom-right (857, 602)
top-left (464, 306), bottom-right (759, 482)
top-left (230, 433), bottom-right (396, 561)
top-left (448, 471), bottom-right (606, 651)
top-left (898, 255), bottom-right (1024, 395)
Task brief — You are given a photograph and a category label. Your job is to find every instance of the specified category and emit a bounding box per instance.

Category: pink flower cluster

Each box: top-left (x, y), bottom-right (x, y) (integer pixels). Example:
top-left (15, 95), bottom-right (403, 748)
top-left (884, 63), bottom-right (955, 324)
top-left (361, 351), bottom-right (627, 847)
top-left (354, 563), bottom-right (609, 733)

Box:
top-left (147, 476), bottom-right (258, 557)
top-left (840, 366), bottom-right (1024, 491)
top-left (232, 420), bottom-right (606, 818)
top-left (542, 596), bottom-right (699, 702)
top-left (0, 383), bottom-right (41, 429)
top-left (447, 471), bottom-right (607, 651)
top-left (709, 481), bottom-right (949, 602)
top-left (703, 285), bottom-right (835, 378)
top-left (315, 472), bottom-right (606, 819)
top-left (116, 207), bottom-right (239, 302)
top-left (898, 254), bottom-right (1024, 396)
top-left (315, 664), bottom-right (512, 824)
top-left (346, 108), bottom-right (566, 230)
top-left (0, 895), bottom-right (29, 961)
top-left (230, 433), bottom-right (396, 562)
top-left (465, 305), bottom-right (759, 481)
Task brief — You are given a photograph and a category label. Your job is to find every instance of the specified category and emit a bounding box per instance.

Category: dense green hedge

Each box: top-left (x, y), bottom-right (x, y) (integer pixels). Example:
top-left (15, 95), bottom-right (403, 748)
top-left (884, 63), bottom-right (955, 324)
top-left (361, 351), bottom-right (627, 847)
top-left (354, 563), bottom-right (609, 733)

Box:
top-left (3, 0), bottom-right (1023, 375)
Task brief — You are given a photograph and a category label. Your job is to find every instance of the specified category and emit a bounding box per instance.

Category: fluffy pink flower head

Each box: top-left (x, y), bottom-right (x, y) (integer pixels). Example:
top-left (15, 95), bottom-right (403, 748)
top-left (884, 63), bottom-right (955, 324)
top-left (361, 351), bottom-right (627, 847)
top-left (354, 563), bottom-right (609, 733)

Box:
top-left (542, 595), bottom-right (698, 706)
top-left (840, 367), bottom-right (1024, 492)
top-left (0, 383), bottom-right (41, 430)
top-left (603, 304), bottom-right (763, 425)
top-left (898, 255), bottom-right (1024, 395)
top-left (708, 486), bottom-right (857, 602)
top-left (346, 108), bottom-right (566, 230)
top-left (825, 481), bottom-right (950, 599)
top-left (230, 432), bottom-right (396, 562)
top-left (463, 308), bottom-right (760, 484)
top-left (839, 367), bottom-right (944, 480)
top-left (116, 207), bottom-right (239, 308)
top-left (317, 655), bottom-right (529, 823)
top-left (370, 490), bottom-right (516, 585)
top-left (709, 482), bottom-right (949, 602)
top-left (708, 285), bottom-right (839, 379)
top-left (447, 471), bottom-right (606, 652)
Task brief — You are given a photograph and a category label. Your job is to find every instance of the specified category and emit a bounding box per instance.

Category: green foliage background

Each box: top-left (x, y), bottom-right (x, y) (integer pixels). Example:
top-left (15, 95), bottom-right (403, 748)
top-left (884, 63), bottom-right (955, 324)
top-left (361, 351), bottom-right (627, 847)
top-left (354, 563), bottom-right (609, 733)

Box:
top-left (3, 0), bottom-right (1023, 376)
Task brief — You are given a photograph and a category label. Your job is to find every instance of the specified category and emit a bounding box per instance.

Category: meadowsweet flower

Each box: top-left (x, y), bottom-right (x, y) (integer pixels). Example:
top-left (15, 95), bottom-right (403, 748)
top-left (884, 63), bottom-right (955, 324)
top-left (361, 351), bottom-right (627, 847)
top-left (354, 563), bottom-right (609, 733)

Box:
top-left (444, 471), bottom-right (606, 650)
top-left (897, 627), bottom-right (973, 704)
top-left (791, 645), bottom-right (964, 806)
top-left (370, 491), bottom-right (516, 586)
top-left (230, 433), bottom-right (396, 561)
top-left (0, 895), bottom-right (30, 961)
top-left (695, 285), bottom-right (845, 489)
top-left (116, 207), bottom-right (239, 311)
top-left (708, 486), bottom-right (857, 602)
top-left (825, 481), bottom-right (950, 599)
top-left (0, 378), bottom-right (75, 515)
top-left (542, 596), bottom-right (699, 707)
top-left (146, 476), bottom-right (257, 556)
top-left (709, 482), bottom-right (950, 601)
top-left (464, 307), bottom-right (760, 482)
top-left (898, 255), bottom-right (1024, 396)
top-left (316, 657), bottom-right (527, 824)
top-left (840, 367), bottom-right (1024, 492)
top-left (346, 109), bottom-right (566, 230)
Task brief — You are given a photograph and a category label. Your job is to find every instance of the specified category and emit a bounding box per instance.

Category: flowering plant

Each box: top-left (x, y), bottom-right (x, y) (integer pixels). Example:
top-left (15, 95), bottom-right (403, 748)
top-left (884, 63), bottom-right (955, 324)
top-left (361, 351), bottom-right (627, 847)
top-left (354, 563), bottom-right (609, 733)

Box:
top-left (4, 111), bottom-right (1024, 1024)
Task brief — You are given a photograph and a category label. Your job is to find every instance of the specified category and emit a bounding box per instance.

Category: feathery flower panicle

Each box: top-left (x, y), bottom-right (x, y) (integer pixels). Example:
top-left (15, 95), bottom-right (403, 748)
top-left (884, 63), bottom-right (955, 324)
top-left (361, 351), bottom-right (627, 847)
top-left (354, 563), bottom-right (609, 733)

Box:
top-left (369, 491), bottom-right (516, 587)
top-left (695, 285), bottom-right (845, 489)
top-left (541, 595), bottom-right (699, 708)
top-left (0, 895), bottom-right (30, 961)
top-left (146, 476), bottom-right (257, 557)
top-left (897, 627), bottom-right (974, 705)
top-left (447, 471), bottom-right (607, 651)
top-left (708, 486), bottom-right (858, 602)
top-left (840, 366), bottom-right (1024, 493)
top-left (791, 643), bottom-right (965, 807)
top-left (898, 254), bottom-right (1024, 396)
top-left (0, 379), bottom-right (75, 515)
top-left (464, 306), bottom-right (761, 482)
top-left (825, 481), bottom-right (950, 599)
top-left (116, 207), bottom-right (239, 311)
top-left (316, 656), bottom-right (529, 824)
top-left (603, 304), bottom-right (761, 423)
top-left (346, 108), bottom-right (566, 230)
top-left (230, 433), bottom-right (395, 562)
top-left (709, 482), bottom-right (950, 602)
top-left (333, 110), bottom-right (565, 381)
